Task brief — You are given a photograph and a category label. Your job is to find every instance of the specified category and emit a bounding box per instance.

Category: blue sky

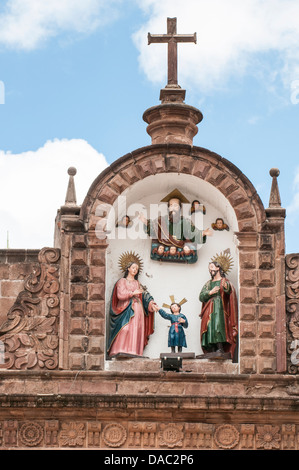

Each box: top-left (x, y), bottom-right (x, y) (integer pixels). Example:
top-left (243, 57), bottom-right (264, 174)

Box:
top-left (0, 0), bottom-right (298, 252)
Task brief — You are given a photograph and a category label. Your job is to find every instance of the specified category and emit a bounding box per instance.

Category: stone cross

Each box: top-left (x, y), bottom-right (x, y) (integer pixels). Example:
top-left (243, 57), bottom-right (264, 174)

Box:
top-left (148, 18), bottom-right (197, 86)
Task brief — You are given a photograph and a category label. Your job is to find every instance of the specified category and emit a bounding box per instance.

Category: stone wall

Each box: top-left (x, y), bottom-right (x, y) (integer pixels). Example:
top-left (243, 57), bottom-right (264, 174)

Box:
top-left (0, 249), bottom-right (39, 325)
top-left (286, 253), bottom-right (299, 373)
top-left (0, 370), bottom-right (298, 450)
top-left (0, 248), bottom-right (60, 370)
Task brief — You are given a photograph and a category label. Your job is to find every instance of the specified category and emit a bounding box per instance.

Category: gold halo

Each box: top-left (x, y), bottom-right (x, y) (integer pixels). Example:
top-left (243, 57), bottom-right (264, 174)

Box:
top-left (162, 295), bottom-right (187, 309)
top-left (118, 251), bottom-right (144, 273)
top-left (210, 250), bottom-right (234, 274)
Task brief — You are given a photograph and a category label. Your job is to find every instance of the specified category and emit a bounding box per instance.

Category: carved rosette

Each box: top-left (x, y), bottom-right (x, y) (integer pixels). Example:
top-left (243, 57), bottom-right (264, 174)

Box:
top-left (0, 247), bottom-right (60, 370)
top-left (19, 422), bottom-right (44, 447)
top-left (286, 254), bottom-right (299, 374)
top-left (256, 425), bottom-right (281, 450)
top-left (214, 424), bottom-right (240, 449)
top-left (158, 423), bottom-right (184, 448)
top-left (60, 422), bottom-right (86, 447)
top-left (0, 420), bottom-right (298, 449)
top-left (102, 423), bottom-right (127, 448)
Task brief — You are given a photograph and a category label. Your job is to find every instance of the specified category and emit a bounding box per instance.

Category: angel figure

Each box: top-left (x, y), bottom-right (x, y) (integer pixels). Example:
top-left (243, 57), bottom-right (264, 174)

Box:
top-left (212, 217), bottom-right (229, 231)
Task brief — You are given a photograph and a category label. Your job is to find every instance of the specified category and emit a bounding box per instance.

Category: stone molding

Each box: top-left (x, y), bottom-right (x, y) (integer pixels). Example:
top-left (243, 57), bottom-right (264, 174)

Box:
top-left (0, 414), bottom-right (298, 450)
top-left (0, 370), bottom-right (298, 449)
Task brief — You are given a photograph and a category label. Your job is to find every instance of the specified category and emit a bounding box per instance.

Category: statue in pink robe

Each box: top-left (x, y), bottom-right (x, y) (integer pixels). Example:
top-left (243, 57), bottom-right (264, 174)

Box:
top-left (107, 262), bottom-right (156, 358)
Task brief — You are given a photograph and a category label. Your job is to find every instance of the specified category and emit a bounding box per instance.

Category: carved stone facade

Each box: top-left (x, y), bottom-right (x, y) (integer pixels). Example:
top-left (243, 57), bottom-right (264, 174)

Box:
top-left (51, 144), bottom-right (287, 375)
top-left (1, 152), bottom-right (287, 377)
top-left (1, 419), bottom-right (298, 450)
top-left (286, 254), bottom-right (299, 374)
top-left (0, 383), bottom-right (299, 450)
top-left (0, 21), bottom-right (297, 448)
top-left (0, 248), bottom-right (60, 370)
top-left (0, 143), bottom-right (295, 450)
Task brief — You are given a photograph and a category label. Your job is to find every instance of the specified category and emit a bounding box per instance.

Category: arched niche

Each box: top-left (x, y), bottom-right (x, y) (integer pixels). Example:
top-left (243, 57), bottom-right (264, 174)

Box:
top-left (103, 172), bottom-right (239, 359)
top-left (76, 144), bottom-right (276, 374)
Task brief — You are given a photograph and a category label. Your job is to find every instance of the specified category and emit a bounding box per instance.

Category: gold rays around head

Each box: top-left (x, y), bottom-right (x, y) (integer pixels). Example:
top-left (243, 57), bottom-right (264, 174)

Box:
top-left (118, 251), bottom-right (144, 273)
top-left (162, 295), bottom-right (187, 310)
top-left (210, 249), bottom-right (234, 274)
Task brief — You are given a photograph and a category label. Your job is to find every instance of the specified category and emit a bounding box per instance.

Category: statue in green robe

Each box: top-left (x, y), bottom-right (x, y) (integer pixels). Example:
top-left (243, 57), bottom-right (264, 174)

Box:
top-left (139, 189), bottom-right (212, 264)
top-left (199, 253), bottom-right (238, 359)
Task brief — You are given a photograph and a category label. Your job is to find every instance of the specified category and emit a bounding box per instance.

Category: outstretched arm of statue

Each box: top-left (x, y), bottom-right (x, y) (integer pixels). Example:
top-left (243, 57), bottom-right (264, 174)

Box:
top-left (138, 212), bottom-right (155, 237)
top-left (148, 301), bottom-right (158, 312)
top-left (157, 308), bottom-right (172, 320)
top-left (138, 212), bottom-right (147, 225)
top-left (203, 228), bottom-right (213, 237)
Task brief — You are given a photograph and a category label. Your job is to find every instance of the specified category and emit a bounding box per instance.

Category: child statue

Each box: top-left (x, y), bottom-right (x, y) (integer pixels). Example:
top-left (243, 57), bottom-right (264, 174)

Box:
top-left (153, 297), bottom-right (188, 353)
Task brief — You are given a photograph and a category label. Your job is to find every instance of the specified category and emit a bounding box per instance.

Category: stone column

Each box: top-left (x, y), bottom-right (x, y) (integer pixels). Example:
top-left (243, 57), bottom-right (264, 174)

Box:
top-left (265, 169), bottom-right (286, 373)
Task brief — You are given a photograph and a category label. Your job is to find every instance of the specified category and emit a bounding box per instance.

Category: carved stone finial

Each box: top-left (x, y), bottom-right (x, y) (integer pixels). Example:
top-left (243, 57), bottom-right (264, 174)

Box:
top-left (269, 168), bottom-right (280, 178)
top-left (265, 167), bottom-right (286, 222)
top-left (65, 167), bottom-right (77, 206)
top-left (269, 167), bottom-right (281, 208)
top-left (68, 167), bottom-right (77, 176)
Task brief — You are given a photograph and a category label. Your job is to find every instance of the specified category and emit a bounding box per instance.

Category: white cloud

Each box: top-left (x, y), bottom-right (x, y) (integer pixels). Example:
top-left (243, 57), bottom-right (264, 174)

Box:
top-left (0, 0), bottom-right (122, 50)
top-left (0, 139), bottom-right (108, 248)
top-left (247, 115), bottom-right (262, 125)
top-left (133, 0), bottom-right (299, 94)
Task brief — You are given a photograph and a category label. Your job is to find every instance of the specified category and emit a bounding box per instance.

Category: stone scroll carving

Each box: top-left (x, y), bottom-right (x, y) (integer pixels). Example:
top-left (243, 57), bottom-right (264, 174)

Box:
top-left (0, 248), bottom-right (60, 370)
top-left (286, 254), bottom-right (299, 374)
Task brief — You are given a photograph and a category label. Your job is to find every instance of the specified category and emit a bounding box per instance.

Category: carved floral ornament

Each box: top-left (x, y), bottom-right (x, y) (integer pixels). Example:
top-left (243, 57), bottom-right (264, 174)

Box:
top-left (0, 420), bottom-right (297, 449)
top-left (286, 254), bottom-right (299, 373)
top-left (19, 422), bottom-right (44, 447)
top-left (0, 247), bottom-right (61, 370)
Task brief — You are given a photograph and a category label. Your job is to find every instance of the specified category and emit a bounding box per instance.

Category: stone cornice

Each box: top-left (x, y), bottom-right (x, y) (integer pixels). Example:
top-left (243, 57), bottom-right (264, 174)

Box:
top-left (0, 370), bottom-right (298, 395)
top-left (0, 393), bottom-right (299, 416)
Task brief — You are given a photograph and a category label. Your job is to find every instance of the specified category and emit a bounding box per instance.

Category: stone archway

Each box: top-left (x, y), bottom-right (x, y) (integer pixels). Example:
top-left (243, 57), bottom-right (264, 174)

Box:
top-left (81, 144), bottom-right (265, 234)
top-left (0, 143), bottom-right (285, 375)
top-left (68, 143), bottom-right (284, 374)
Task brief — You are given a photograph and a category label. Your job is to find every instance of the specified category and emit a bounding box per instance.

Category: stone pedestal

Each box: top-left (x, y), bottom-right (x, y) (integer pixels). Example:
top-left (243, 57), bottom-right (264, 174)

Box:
top-left (143, 86), bottom-right (203, 145)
